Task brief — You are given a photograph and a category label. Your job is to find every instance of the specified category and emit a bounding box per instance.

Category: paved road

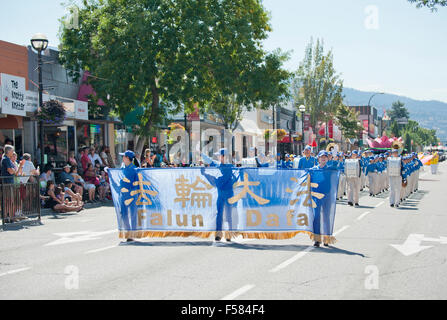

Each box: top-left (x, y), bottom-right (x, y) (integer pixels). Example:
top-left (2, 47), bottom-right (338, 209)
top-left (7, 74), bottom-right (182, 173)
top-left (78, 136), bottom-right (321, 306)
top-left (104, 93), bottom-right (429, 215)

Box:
top-left (1, 163), bottom-right (446, 300)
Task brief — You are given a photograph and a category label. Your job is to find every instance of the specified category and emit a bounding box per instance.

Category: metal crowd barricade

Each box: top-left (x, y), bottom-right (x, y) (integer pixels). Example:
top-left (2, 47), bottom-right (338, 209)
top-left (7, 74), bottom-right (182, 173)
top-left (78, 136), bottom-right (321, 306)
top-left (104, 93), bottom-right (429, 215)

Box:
top-left (0, 175), bottom-right (41, 227)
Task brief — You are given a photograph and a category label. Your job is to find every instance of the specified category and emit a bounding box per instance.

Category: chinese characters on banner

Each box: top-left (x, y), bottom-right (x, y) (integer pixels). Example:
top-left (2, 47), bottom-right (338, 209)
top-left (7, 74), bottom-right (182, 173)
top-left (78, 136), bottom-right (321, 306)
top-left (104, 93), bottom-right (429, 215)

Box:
top-left (107, 168), bottom-right (339, 241)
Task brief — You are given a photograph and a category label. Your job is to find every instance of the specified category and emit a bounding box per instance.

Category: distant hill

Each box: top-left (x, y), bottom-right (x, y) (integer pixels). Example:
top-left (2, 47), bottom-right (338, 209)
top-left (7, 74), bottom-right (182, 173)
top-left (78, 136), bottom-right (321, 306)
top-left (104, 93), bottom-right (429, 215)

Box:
top-left (342, 88), bottom-right (447, 140)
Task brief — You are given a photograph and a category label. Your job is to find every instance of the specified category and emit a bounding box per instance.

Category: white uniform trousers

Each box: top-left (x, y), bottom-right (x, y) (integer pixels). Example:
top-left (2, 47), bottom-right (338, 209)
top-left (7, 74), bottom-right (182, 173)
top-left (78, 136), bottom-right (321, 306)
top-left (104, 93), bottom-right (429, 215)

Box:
top-left (389, 176), bottom-right (402, 205)
top-left (338, 173), bottom-right (346, 199)
top-left (347, 177), bottom-right (360, 204)
top-left (368, 172), bottom-right (377, 195)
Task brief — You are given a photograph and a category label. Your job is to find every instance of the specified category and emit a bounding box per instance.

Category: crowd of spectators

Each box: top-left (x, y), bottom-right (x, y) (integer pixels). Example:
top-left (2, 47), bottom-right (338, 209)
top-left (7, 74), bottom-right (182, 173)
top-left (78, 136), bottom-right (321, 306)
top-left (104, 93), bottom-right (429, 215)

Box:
top-left (1, 143), bottom-right (115, 220)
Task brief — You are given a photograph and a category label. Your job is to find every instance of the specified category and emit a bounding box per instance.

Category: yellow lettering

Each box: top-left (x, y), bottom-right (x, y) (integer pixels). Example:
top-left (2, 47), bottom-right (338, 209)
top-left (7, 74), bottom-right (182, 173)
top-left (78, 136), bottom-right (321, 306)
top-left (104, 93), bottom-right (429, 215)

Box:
top-left (167, 209), bottom-right (172, 226)
top-left (266, 214), bottom-right (279, 227)
top-left (297, 214), bottom-right (309, 226)
top-left (150, 213), bottom-right (163, 226)
top-left (247, 210), bottom-right (261, 227)
top-left (137, 210), bottom-right (146, 227)
top-left (192, 215), bottom-right (204, 227)
top-left (176, 214), bottom-right (188, 227)
top-left (287, 210), bottom-right (294, 226)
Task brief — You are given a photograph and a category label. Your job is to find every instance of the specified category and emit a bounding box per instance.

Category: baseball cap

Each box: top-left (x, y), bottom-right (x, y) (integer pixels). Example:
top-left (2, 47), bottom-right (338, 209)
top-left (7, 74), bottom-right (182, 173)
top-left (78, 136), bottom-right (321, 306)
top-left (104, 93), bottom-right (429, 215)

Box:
top-left (214, 148), bottom-right (228, 156)
top-left (119, 150), bottom-right (136, 159)
top-left (317, 150), bottom-right (329, 158)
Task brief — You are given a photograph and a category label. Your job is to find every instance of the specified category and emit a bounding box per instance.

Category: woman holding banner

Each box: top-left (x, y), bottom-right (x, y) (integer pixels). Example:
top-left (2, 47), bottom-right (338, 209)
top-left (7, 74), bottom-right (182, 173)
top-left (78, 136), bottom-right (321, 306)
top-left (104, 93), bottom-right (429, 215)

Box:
top-left (310, 150), bottom-right (338, 248)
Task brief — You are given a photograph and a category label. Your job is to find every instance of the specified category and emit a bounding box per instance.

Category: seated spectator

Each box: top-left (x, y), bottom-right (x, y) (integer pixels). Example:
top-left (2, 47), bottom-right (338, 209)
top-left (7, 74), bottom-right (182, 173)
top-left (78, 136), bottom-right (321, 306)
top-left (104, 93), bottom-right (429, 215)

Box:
top-left (84, 163), bottom-right (105, 201)
top-left (141, 148), bottom-right (155, 168)
top-left (70, 165), bottom-right (96, 203)
top-left (80, 147), bottom-right (91, 174)
top-left (99, 146), bottom-right (109, 167)
top-left (61, 180), bottom-right (84, 207)
top-left (105, 146), bottom-right (116, 168)
top-left (88, 147), bottom-right (103, 166)
top-left (98, 170), bottom-right (111, 201)
top-left (58, 164), bottom-right (83, 196)
top-left (39, 164), bottom-right (54, 191)
top-left (68, 151), bottom-right (78, 167)
top-left (43, 181), bottom-right (83, 213)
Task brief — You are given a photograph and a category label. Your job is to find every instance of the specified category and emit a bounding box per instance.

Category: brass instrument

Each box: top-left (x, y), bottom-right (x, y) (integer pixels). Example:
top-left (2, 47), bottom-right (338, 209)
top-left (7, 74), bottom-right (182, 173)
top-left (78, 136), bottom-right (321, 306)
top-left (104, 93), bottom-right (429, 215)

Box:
top-left (326, 143), bottom-right (337, 152)
top-left (391, 140), bottom-right (404, 154)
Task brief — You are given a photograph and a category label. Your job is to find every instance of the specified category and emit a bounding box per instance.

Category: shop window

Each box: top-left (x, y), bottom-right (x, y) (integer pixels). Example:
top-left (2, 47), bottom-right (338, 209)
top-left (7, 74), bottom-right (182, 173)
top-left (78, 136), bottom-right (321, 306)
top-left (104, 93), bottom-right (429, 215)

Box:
top-left (76, 123), bottom-right (105, 149)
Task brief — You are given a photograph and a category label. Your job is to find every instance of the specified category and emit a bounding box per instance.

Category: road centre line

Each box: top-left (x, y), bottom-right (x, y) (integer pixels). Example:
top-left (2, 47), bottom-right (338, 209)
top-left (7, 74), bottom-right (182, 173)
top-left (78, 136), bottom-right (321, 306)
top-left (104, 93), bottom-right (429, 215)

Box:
top-left (375, 201), bottom-right (384, 208)
top-left (269, 247), bottom-right (314, 273)
top-left (0, 267), bottom-right (31, 278)
top-left (221, 284), bottom-right (255, 300)
top-left (85, 245), bottom-right (118, 254)
top-left (357, 211), bottom-right (371, 221)
top-left (333, 225), bottom-right (350, 236)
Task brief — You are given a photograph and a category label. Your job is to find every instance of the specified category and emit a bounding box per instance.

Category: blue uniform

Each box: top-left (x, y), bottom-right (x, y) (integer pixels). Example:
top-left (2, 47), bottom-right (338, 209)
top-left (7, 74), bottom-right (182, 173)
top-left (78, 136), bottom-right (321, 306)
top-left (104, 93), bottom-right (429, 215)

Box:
top-left (298, 156), bottom-right (317, 170)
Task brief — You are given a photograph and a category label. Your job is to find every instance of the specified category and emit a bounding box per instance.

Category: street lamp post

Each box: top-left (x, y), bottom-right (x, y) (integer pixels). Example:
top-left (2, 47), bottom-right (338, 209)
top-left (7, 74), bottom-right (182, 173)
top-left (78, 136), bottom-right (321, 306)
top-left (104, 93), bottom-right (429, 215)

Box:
top-left (367, 92), bottom-right (384, 140)
top-left (31, 33), bottom-right (49, 166)
top-left (299, 105), bottom-right (306, 154)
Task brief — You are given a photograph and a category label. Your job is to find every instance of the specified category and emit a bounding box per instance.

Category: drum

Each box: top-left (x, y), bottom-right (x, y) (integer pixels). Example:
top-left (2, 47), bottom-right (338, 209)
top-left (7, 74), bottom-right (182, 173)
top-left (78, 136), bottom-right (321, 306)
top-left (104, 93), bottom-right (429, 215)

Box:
top-left (241, 157), bottom-right (257, 167)
top-left (388, 157), bottom-right (401, 177)
top-left (344, 159), bottom-right (360, 178)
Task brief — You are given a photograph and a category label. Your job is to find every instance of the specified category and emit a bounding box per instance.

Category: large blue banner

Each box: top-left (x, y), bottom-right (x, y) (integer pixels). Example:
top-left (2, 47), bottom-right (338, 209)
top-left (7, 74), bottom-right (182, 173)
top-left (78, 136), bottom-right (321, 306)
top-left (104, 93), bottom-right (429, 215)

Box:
top-left (108, 167), bottom-right (340, 243)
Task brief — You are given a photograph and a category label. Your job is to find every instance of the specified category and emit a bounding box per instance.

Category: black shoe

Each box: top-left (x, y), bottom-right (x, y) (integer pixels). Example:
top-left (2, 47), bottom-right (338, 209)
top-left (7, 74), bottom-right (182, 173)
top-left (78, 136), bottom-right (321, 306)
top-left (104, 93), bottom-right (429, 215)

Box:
top-left (348, 202), bottom-right (353, 206)
top-left (126, 239), bottom-right (134, 242)
top-left (390, 204), bottom-right (394, 207)
top-left (395, 204), bottom-right (399, 208)
top-left (324, 243), bottom-right (329, 247)
top-left (355, 203), bottom-right (359, 207)
top-left (226, 238), bottom-right (231, 242)
top-left (215, 236), bottom-right (221, 241)
top-left (314, 241), bottom-right (320, 247)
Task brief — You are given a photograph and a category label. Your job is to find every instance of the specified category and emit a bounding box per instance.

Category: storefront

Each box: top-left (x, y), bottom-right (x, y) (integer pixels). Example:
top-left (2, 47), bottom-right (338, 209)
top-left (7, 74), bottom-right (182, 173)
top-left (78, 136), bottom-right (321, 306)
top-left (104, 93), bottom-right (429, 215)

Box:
top-left (0, 116), bottom-right (23, 155)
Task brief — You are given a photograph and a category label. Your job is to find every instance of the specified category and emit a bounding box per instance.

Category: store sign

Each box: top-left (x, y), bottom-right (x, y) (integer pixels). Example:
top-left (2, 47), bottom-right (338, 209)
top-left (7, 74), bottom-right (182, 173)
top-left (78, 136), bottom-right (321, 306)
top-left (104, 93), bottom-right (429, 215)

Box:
top-left (303, 114), bottom-right (310, 131)
top-left (75, 100), bottom-right (88, 120)
top-left (24, 90), bottom-right (89, 120)
top-left (261, 113), bottom-right (273, 124)
top-left (1, 73), bottom-right (26, 116)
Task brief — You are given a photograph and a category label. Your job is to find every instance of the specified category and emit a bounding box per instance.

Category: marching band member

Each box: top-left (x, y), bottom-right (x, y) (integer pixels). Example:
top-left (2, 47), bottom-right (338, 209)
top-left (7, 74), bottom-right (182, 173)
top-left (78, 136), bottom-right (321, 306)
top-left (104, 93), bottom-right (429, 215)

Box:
top-left (336, 152), bottom-right (346, 200)
top-left (346, 150), bottom-right (362, 207)
top-left (298, 146), bottom-right (317, 170)
top-left (365, 156), bottom-right (378, 197)
top-left (388, 149), bottom-right (402, 208)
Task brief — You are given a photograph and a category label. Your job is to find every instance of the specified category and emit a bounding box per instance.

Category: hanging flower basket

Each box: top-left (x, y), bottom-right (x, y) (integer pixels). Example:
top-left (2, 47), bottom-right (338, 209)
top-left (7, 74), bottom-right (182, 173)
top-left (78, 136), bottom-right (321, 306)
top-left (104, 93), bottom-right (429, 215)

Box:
top-left (35, 99), bottom-right (66, 124)
top-left (276, 129), bottom-right (287, 141)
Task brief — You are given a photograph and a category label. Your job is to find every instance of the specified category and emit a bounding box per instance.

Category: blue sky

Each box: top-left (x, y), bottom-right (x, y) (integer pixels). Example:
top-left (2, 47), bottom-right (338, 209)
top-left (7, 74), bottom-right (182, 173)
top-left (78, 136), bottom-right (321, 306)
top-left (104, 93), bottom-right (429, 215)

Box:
top-left (1, 0), bottom-right (446, 102)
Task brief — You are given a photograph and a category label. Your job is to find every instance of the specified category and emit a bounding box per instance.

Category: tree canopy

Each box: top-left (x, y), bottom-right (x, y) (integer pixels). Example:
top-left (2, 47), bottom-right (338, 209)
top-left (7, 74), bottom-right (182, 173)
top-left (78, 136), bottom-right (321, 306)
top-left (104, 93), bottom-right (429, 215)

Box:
top-left (408, 0), bottom-right (447, 11)
top-left (292, 38), bottom-right (344, 138)
top-left (59, 0), bottom-right (290, 135)
top-left (387, 100), bottom-right (410, 121)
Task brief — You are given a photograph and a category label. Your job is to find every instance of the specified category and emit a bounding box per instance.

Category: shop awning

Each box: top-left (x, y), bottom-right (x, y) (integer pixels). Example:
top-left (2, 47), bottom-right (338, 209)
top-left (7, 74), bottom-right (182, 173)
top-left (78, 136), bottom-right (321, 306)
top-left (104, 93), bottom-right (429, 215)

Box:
top-left (237, 118), bottom-right (263, 135)
top-left (123, 106), bottom-right (145, 126)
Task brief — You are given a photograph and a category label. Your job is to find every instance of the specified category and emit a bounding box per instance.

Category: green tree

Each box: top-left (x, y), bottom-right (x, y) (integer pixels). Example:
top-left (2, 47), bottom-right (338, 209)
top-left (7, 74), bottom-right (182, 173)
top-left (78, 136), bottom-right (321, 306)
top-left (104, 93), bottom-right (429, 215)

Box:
top-left (387, 101), bottom-right (410, 121)
top-left (408, 0), bottom-right (447, 11)
top-left (292, 38), bottom-right (344, 137)
top-left (59, 0), bottom-right (289, 137)
top-left (211, 50), bottom-right (291, 130)
top-left (334, 104), bottom-right (363, 139)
